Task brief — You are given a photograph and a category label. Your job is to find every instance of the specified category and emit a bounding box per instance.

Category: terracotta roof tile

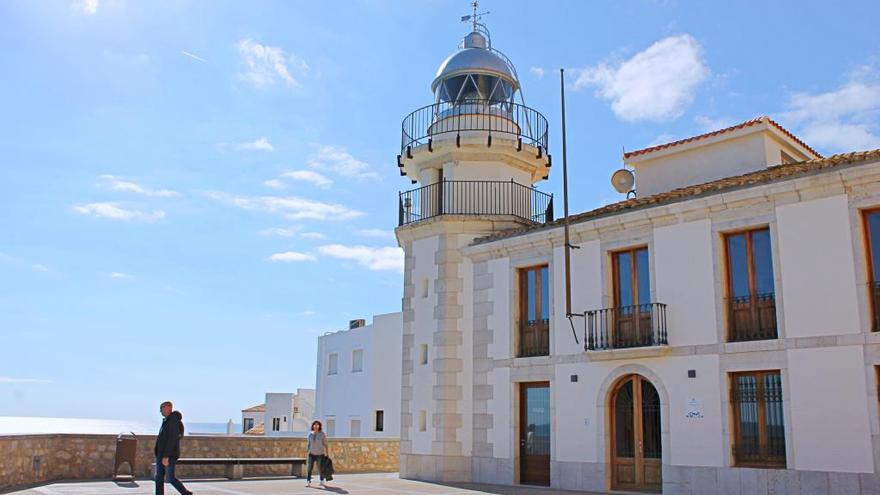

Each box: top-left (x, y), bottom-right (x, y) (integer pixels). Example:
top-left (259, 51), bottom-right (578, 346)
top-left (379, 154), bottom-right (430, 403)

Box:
top-left (474, 149), bottom-right (880, 246)
top-left (241, 404), bottom-right (265, 413)
top-left (244, 423), bottom-right (264, 435)
top-left (623, 116), bottom-right (822, 160)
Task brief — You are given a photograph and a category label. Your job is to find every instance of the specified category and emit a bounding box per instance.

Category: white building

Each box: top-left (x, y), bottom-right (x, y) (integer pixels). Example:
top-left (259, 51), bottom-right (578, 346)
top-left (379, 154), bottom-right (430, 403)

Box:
top-left (314, 312), bottom-right (403, 438)
top-left (240, 389), bottom-right (315, 436)
top-left (393, 19), bottom-right (880, 495)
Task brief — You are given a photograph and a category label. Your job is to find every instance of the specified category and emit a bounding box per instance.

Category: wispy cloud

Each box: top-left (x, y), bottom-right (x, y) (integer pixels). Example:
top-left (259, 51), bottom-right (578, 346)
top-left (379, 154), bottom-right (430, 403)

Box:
top-left (318, 244), bottom-right (404, 272)
top-left (218, 136), bottom-right (275, 152)
top-left (694, 115), bottom-right (736, 132)
top-left (263, 179), bottom-right (287, 190)
top-left (300, 232), bottom-right (325, 240)
top-left (32, 264), bottom-right (50, 273)
top-left (259, 227), bottom-right (299, 237)
top-left (205, 191), bottom-right (363, 221)
top-left (356, 228), bottom-right (395, 240)
top-left (267, 251), bottom-right (316, 262)
top-left (98, 175), bottom-right (180, 198)
top-left (72, 202), bottom-right (166, 222)
top-left (236, 38), bottom-right (308, 89)
top-left (573, 34), bottom-right (710, 122)
top-left (182, 51), bottom-right (207, 63)
top-left (308, 144), bottom-right (378, 180)
top-left (108, 272), bottom-right (131, 280)
top-left (0, 377), bottom-right (53, 384)
top-left (529, 67), bottom-right (545, 79)
top-left (71, 0), bottom-right (98, 15)
top-left (301, 310), bottom-right (316, 316)
top-left (280, 170), bottom-right (332, 188)
top-left (778, 64), bottom-right (880, 152)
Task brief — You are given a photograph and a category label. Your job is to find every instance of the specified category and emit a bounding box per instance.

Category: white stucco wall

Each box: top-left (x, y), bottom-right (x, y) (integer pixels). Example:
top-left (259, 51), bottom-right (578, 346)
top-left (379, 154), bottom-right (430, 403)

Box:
top-left (776, 195), bottom-right (861, 337)
top-left (787, 346), bottom-right (873, 473)
top-left (489, 366), bottom-right (512, 459)
top-left (411, 236), bottom-right (439, 453)
top-left (654, 219), bottom-right (718, 346)
top-left (488, 257), bottom-right (511, 360)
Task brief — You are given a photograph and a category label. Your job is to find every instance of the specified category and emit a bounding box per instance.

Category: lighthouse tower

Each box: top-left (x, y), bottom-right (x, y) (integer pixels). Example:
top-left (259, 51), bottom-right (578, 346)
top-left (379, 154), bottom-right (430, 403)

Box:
top-left (396, 12), bottom-right (553, 482)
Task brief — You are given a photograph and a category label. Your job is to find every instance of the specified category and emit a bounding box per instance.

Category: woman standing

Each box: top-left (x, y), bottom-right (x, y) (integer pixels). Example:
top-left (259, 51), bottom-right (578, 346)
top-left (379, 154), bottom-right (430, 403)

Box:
top-left (306, 420), bottom-right (329, 487)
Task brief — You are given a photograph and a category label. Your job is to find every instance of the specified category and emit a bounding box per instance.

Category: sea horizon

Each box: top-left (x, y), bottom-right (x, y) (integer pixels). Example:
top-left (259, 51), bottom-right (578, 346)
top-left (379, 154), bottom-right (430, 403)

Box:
top-left (0, 416), bottom-right (242, 436)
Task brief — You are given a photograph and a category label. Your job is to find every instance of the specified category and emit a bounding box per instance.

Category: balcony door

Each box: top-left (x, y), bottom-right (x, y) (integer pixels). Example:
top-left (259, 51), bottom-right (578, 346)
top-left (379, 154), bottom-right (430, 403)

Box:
top-left (519, 265), bottom-right (549, 357)
top-left (864, 210), bottom-right (880, 331)
top-left (725, 228), bottom-right (777, 341)
top-left (611, 375), bottom-right (662, 492)
top-left (612, 247), bottom-right (652, 347)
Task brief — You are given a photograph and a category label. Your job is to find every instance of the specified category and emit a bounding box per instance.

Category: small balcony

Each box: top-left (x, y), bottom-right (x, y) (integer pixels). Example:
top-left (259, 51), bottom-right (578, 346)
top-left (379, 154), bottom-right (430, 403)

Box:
top-left (727, 293), bottom-right (778, 342)
top-left (398, 179), bottom-right (553, 227)
top-left (586, 303), bottom-right (668, 351)
top-left (518, 318), bottom-right (550, 358)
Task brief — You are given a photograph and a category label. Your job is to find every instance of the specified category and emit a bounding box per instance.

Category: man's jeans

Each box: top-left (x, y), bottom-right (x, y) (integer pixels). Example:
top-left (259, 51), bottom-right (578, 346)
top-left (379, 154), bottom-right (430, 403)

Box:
top-left (155, 456), bottom-right (190, 495)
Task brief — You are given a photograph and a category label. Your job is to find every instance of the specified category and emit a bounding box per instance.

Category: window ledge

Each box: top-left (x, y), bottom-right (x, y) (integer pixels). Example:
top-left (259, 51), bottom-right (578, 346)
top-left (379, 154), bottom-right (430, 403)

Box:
top-left (585, 345), bottom-right (671, 361)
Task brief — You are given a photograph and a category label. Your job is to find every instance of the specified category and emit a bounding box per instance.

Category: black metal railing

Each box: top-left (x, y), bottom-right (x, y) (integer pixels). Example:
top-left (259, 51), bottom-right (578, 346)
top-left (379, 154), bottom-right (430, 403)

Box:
top-left (518, 318), bottom-right (550, 357)
top-left (870, 281), bottom-right (880, 331)
top-left (586, 303), bottom-right (668, 351)
top-left (401, 100), bottom-right (549, 155)
top-left (398, 179), bottom-right (553, 226)
top-left (727, 293), bottom-right (777, 342)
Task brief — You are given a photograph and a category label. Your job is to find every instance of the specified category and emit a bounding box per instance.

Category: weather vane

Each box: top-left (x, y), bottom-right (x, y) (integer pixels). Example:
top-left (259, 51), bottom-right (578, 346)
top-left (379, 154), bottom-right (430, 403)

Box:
top-left (460, 1), bottom-right (490, 31)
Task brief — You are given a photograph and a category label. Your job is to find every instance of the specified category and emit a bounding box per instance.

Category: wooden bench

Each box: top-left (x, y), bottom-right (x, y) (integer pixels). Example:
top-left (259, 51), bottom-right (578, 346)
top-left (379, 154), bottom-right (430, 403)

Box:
top-left (153, 457), bottom-right (307, 480)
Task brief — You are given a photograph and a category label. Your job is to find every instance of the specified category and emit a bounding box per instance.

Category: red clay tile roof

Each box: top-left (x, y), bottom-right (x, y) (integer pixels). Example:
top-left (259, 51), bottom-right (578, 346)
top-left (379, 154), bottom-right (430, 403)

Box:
top-left (241, 404), bottom-right (265, 413)
top-left (244, 423), bottom-right (264, 435)
top-left (623, 116), bottom-right (822, 160)
top-left (474, 149), bottom-right (880, 246)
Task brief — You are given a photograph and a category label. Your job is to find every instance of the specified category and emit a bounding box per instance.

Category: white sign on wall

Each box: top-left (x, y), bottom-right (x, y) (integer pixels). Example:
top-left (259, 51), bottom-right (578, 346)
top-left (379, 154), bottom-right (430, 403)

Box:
top-left (685, 397), bottom-right (704, 419)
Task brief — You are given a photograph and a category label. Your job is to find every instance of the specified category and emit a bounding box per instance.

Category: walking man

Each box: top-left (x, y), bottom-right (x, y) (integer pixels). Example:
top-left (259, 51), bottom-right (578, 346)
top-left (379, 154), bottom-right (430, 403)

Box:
top-left (306, 420), bottom-right (329, 487)
top-left (155, 401), bottom-right (193, 495)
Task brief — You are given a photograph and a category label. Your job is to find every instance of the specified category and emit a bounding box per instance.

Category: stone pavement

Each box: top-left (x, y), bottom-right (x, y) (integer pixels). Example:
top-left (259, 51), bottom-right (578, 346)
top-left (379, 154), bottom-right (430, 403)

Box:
top-left (5, 473), bottom-right (606, 495)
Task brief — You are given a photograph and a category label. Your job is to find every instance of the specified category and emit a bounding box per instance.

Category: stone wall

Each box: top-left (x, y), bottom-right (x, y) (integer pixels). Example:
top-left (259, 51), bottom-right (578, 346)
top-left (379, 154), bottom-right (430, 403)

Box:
top-left (0, 434), bottom-right (398, 492)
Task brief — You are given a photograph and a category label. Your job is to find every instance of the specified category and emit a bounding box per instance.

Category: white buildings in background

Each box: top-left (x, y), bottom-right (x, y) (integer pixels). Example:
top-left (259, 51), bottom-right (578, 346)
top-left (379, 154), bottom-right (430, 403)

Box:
top-left (388, 17), bottom-right (880, 495)
top-left (240, 389), bottom-right (315, 436)
top-left (314, 312), bottom-right (403, 438)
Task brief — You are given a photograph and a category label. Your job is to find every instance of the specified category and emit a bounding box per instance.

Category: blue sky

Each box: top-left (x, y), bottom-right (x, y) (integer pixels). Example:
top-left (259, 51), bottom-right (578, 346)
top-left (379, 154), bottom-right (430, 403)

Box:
top-left (1, 0), bottom-right (878, 424)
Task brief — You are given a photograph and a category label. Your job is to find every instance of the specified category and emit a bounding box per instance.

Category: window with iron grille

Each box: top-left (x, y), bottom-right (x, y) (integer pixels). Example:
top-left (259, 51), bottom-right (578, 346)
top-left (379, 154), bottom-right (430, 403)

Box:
top-left (518, 265), bottom-right (550, 357)
top-left (724, 228), bottom-right (777, 342)
top-left (730, 371), bottom-right (786, 468)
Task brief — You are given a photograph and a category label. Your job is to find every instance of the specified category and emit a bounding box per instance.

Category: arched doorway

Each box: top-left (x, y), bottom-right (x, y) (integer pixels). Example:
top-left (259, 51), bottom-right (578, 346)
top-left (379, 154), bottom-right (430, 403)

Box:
top-left (610, 374), bottom-right (662, 492)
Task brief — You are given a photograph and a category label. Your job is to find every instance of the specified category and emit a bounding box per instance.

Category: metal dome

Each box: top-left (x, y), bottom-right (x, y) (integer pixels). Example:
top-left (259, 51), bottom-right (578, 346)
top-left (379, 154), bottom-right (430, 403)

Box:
top-left (431, 47), bottom-right (518, 93)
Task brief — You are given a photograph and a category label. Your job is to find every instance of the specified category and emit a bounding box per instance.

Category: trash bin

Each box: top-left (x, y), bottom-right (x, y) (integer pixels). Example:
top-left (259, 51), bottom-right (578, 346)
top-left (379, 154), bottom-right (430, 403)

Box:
top-left (113, 432), bottom-right (137, 481)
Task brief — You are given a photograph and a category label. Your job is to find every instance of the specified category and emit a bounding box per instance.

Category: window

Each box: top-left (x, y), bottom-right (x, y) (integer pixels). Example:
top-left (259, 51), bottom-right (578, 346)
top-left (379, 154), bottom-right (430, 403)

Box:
top-left (730, 371), bottom-right (786, 467)
top-left (350, 419), bottom-right (361, 438)
top-left (421, 277), bottom-right (429, 298)
top-left (328, 353), bottom-right (338, 375)
top-left (375, 410), bottom-right (385, 432)
top-left (271, 417), bottom-right (281, 432)
top-left (610, 247), bottom-right (654, 347)
top-left (242, 418), bottom-right (254, 433)
top-left (518, 265), bottom-right (550, 357)
top-left (864, 210), bottom-right (880, 331)
top-left (419, 410), bottom-right (427, 432)
top-left (352, 349), bottom-right (364, 372)
top-left (326, 418), bottom-right (336, 436)
top-left (419, 344), bottom-right (428, 365)
top-left (724, 228), bottom-right (777, 341)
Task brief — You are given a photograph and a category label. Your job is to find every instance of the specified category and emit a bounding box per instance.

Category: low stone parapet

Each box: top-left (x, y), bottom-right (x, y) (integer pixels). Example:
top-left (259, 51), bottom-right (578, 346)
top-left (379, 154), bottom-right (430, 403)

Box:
top-left (0, 434), bottom-right (398, 492)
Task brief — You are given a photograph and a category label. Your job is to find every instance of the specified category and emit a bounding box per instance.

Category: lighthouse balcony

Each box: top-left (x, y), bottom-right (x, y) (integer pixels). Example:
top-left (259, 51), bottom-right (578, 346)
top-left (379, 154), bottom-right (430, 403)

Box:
top-left (398, 179), bottom-right (553, 227)
top-left (400, 99), bottom-right (549, 157)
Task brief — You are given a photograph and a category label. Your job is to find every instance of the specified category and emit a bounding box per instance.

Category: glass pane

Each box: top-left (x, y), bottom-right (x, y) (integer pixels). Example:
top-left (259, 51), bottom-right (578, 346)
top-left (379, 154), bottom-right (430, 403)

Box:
top-left (868, 212), bottom-right (880, 281)
top-left (763, 373), bottom-right (786, 459)
top-left (540, 267), bottom-right (550, 320)
top-left (636, 249), bottom-right (650, 306)
top-left (641, 380), bottom-right (662, 459)
top-left (527, 270), bottom-right (536, 321)
top-left (616, 252), bottom-right (633, 308)
top-left (727, 234), bottom-right (750, 298)
top-left (525, 386), bottom-right (551, 456)
top-left (752, 230), bottom-right (775, 295)
top-left (614, 380), bottom-right (634, 458)
top-left (735, 375), bottom-right (760, 459)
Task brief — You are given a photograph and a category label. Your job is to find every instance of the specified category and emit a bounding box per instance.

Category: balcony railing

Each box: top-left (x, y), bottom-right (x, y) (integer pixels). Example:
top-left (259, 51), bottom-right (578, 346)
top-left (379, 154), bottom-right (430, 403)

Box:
top-left (727, 293), bottom-right (778, 342)
top-left (398, 180), bottom-right (553, 227)
top-left (870, 281), bottom-right (880, 331)
top-left (401, 100), bottom-right (549, 156)
top-left (586, 303), bottom-right (668, 351)
top-left (518, 318), bottom-right (549, 358)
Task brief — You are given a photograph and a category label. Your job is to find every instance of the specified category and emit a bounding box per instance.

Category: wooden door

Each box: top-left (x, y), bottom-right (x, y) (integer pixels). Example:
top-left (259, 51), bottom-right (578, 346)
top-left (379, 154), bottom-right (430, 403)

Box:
top-left (611, 375), bottom-right (662, 492)
top-left (519, 382), bottom-right (550, 486)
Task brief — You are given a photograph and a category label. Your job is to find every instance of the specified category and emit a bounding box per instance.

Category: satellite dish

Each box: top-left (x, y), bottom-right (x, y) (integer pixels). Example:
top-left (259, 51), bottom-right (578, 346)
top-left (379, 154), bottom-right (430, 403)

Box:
top-left (611, 168), bottom-right (635, 194)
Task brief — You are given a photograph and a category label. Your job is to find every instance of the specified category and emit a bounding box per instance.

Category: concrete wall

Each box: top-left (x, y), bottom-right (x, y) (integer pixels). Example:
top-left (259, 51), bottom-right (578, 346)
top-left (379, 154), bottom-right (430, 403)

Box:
top-left (0, 434), bottom-right (399, 492)
top-left (315, 312), bottom-right (402, 438)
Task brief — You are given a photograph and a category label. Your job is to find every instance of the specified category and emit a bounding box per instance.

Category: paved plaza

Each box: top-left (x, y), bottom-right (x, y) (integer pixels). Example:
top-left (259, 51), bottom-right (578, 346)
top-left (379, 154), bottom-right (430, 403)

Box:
top-left (6, 473), bottom-right (605, 495)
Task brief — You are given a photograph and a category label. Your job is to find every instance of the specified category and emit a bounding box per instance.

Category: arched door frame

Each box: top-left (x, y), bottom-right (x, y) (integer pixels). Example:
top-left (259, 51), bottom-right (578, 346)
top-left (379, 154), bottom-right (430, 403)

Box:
top-left (596, 365), bottom-right (671, 491)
